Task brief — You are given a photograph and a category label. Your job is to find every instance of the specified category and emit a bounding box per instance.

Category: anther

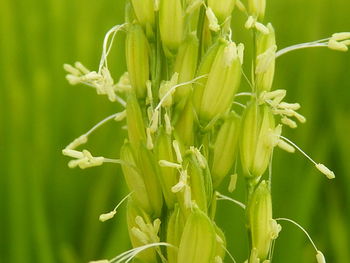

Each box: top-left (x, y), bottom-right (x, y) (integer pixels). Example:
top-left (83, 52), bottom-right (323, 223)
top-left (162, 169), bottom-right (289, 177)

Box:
top-left (206, 7), bottom-right (220, 32)
top-left (172, 140), bottom-right (183, 164)
top-left (281, 116), bottom-right (297, 129)
top-left (228, 174), bottom-right (238, 192)
top-left (158, 160), bottom-right (182, 169)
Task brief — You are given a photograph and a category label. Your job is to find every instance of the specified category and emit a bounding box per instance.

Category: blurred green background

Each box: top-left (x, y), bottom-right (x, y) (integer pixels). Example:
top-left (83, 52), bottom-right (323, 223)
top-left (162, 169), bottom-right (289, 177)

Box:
top-left (0, 0), bottom-right (349, 262)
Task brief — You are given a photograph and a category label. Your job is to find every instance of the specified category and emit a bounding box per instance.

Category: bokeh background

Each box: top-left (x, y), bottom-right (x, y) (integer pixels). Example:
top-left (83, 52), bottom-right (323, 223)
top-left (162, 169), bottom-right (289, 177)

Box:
top-left (0, 0), bottom-right (349, 262)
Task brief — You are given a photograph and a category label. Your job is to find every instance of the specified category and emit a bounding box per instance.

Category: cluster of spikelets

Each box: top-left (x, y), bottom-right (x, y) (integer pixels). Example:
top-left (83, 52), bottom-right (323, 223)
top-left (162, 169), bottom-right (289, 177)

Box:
top-left (62, 0), bottom-right (350, 262)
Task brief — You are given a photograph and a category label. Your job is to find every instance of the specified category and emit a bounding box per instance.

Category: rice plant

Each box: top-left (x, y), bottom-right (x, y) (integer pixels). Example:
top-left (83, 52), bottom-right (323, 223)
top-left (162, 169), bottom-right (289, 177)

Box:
top-left (62, 0), bottom-right (349, 262)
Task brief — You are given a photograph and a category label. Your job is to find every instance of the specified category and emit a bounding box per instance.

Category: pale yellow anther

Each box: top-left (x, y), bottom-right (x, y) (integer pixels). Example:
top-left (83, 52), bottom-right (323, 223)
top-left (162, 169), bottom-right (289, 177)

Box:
top-left (245, 16), bottom-right (256, 29)
top-left (146, 80), bottom-right (153, 105)
top-left (316, 163), bottom-right (335, 179)
top-left (331, 32), bottom-right (350, 41)
top-left (268, 124), bottom-right (282, 147)
top-left (270, 219), bottom-right (282, 239)
top-left (172, 169), bottom-right (188, 192)
top-left (153, 218), bottom-right (161, 233)
top-left (236, 0), bottom-right (246, 12)
top-left (216, 234), bottom-right (224, 244)
top-left (191, 147), bottom-right (206, 168)
top-left (64, 64), bottom-right (81, 76)
top-left (281, 116), bottom-right (297, 129)
top-left (215, 256), bottom-right (223, 263)
top-left (293, 111), bottom-right (306, 123)
top-left (154, 0), bottom-right (160, 11)
top-left (62, 149), bottom-right (84, 159)
top-left (74, 61), bottom-right (90, 74)
top-left (184, 185), bottom-right (192, 208)
top-left (341, 39), bottom-right (350, 46)
top-left (146, 128), bottom-right (154, 150)
top-left (171, 181), bottom-right (186, 193)
top-left (316, 250), bottom-right (326, 263)
top-left (66, 134), bottom-right (88, 150)
top-left (255, 45), bottom-right (277, 73)
top-left (206, 7), bottom-right (220, 32)
top-left (278, 139), bottom-right (295, 153)
top-left (261, 89), bottom-right (286, 102)
top-left (99, 210), bottom-right (116, 222)
top-left (149, 110), bottom-right (159, 133)
top-left (68, 158), bottom-right (87, 169)
top-left (131, 227), bottom-right (149, 244)
top-left (114, 110), bottom-right (127, 121)
top-left (115, 72), bottom-right (131, 92)
top-left (159, 160), bottom-right (182, 169)
top-left (159, 76), bottom-right (177, 108)
top-left (89, 260), bottom-right (109, 263)
top-left (249, 248), bottom-right (260, 263)
top-left (237, 43), bottom-right (245, 64)
top-left (164, 112), bottom-right (173, 134)
top-left (228, 173), bottom-right (238, 192)
top-left (172, 140), bottom-right (183, 164)
top-left (224, 42), bottom-right (238, 67)
top-left (278, 102), bottom-right (301, 110)
top-left (328, 39), bottom-right (348, 52)
top-left (255, 22), bottom-right (270, 34)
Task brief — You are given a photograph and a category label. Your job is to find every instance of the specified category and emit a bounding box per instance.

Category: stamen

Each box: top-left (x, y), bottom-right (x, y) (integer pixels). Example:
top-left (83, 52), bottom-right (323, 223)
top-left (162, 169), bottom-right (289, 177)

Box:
top-left (245, 16), bottom-right (255, 29)
top-left (114, 110), bottom-right (127, 121)
top-left (315, 164), bottom-right (335, 179)
top-left (146, 128), bottom-right (154, 150)
top-left (149, 110), bottom-right (159, 133)
top-left (215, 256), bottom-right (223, 263)
top-left (278, 102), bottom-right (301, 110)
top-left (276, 42), bottom-right (328, 58)
top-left (62, 149), bottom-right (84, 159)
top-left (277, 139), bottom-right (295, 153)
top-left (65, 135), bottom-right (88, 150)
top-left (86, 113), bottom-right (123, 137)
top-left (158, 160), bottom-right (182, 169)
top-left (146, 80), bottom-right (153, 106)
top-left (108, 242), bottom-right (176, 263)
top-left (99, 210), bottom-right (116, 222)
top-left (184, 185), bottom-right (192, 208)
top-left (275, 218), bottom-right (321, 254)
top-left (279, 136), bottom-right (335, 179)
top-left (328, 39), bottom-right (348, 52)
top-left (172, 140), bottom-right (183, 164)
top-left (235, 0), bottom-right (245, 12)
top-left (99, 23), bottom-right (127, 73)
top-left (270, 219), bottom-right (282, 239)
top-left (99, 192), bottom-right (132, 222)
top-left (222, 244), bottom-right (237, 263)
top-left (164, 112), bottom-right (173, 135)
top-left (155, 75), bottom-right (207, 111)
top-left (281, 116), bottom-right (297, 129)
top-left (190, 147), bottom-right (206, 168)
top-left (255, 45), bottom-right (277, 73)
top-left (233, 101), bottom-right (247, 109)
top-left (316, 251), bottom-right (326, 263)
top-left (228, 174), bottom-right (238, 192)
top-left (237, 43), bottom-right (245, 65)
top-left (255, 22), bottom-right (270, 34)
top-left (331, 32), bottom-right (350, 41)
top-left (206, 7), bottom-right (220, 32)
top-left (216, 192), bottom-right (246, 209)
top-left (235, 92), bottom-right (253, 97)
